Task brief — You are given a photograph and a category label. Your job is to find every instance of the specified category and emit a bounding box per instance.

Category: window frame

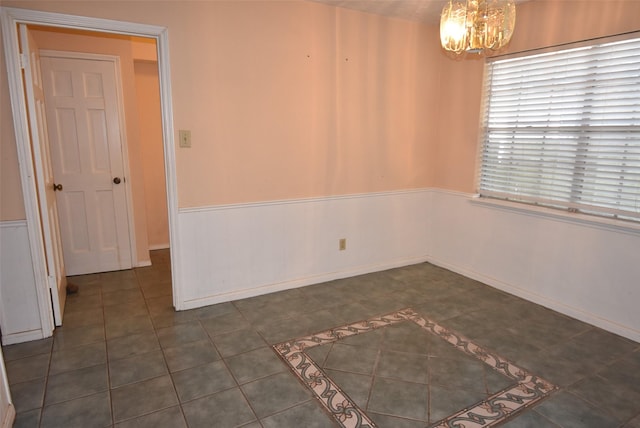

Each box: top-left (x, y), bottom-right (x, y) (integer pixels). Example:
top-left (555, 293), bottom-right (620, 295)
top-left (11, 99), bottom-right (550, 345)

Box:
top-left (476, 33), bottom-right (640, 225)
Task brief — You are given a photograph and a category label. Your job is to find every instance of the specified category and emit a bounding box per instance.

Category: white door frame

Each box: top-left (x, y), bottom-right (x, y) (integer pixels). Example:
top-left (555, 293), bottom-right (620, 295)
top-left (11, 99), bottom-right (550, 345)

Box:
top-left (40, 49), bottom-right (137, 275)
top-left (1, 6), bottom-right (183, 336)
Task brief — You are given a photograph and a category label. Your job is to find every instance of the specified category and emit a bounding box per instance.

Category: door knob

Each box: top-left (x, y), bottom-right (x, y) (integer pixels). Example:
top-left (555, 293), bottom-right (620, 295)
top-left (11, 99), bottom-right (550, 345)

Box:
top-left (53, 183), bottom-right (63, 191)
top-left (113, 177), bottom-right (121, 184)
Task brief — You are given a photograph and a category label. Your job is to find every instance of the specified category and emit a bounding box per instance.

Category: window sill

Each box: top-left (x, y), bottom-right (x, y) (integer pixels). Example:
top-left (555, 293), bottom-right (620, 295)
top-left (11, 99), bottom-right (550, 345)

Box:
top-left (469, 195), bottom-right (640, 236)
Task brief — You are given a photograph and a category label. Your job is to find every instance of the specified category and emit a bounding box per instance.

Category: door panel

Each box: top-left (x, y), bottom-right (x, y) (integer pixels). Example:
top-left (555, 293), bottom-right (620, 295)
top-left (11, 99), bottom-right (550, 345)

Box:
top-left (19, 24), bottom-right (67, 326)
top-left (53, 108), bottom-right (81, 171)
top-left (41, 55), bottom-right (132, 276)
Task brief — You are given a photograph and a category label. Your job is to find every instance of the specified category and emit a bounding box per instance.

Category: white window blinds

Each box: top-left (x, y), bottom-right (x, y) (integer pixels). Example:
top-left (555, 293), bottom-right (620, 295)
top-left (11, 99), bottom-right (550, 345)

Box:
top-left (479, 37), bottom-right (640, 221)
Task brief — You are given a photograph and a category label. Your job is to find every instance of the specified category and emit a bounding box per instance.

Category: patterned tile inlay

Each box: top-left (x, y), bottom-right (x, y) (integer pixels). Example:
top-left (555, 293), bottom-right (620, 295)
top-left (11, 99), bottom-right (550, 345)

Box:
top-left (273, 308), bottom-right (557, 428)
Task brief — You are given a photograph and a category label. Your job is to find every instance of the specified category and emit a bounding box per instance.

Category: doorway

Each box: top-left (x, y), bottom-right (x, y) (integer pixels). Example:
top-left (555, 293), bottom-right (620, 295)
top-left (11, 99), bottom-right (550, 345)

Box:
top-left (30, 26), bottom-right (169, 318)
top-left (2, 7), bottom-right (180, 337)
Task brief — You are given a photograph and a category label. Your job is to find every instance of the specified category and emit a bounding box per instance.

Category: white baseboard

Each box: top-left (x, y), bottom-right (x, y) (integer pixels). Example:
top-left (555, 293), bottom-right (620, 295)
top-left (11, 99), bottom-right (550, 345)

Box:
top-left (1, 329), bottom-right (45, 346)
top-left (136, 260), bottom-right (152, 268)
top-left (427, 255), bottom-right (640, 343)
top-left (149, 243), bottom-right (170, 250)
top-left (172, 188), bottom-right (640, 344)
top-left (427, 189), bottom-right (640, 344)
top-left (1, 404), bottom-right (14, 428)
top-left (175, 189), bottom-right (431, 309)
top-left (181, 255), bottom-right (429, 309)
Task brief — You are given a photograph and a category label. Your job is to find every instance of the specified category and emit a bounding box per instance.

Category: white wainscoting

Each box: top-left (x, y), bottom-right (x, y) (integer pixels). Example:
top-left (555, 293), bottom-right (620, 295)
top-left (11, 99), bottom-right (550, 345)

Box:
top-left (175, 189), bottom-right (432, 309)
top-left (4, 188), bottom-right (639, 345)
top-left (427, 190), bottom-right (640, 343)
top-left (174, 188), bottom-right (640, 342)
top-left (0, 221), bottom-right (44, 345)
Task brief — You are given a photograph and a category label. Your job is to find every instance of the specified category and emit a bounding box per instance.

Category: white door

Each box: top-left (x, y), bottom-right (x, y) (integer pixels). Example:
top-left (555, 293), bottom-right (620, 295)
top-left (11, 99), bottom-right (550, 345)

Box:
top-left (19, 25), bottom-right (68, 326)
top-left (40, 54), bottom-right (133, 276)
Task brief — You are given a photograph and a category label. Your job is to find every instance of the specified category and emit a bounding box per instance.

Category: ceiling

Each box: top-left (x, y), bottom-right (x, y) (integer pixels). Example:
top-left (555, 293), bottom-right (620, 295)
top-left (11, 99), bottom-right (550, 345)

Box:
top-left (309, 0), bottom-right (448, 24)
top-left (309, 0), bottom-right (528, 25)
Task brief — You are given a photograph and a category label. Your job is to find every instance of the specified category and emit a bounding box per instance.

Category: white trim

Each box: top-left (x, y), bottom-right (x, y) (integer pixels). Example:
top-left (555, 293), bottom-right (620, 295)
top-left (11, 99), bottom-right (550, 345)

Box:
top-left (176, 189), bottom-right (432, 309)
top-left (136, 260), bottom-right (152, 268)
top-left (0, 343), bottom-right (14, 428)
top-left (427, 189), bottom-right (640, 343)
top-left (156, 27), bottom-right (181, 310)
top-left (39, 49), bottom-right (138, 270)
top-left (0, 6), bottom-right (167, 34)
top-left (470, 194), bottom-right (640, 237)
top-left (1, 405), bottom-right (15, 428)
top-left (427, 256), bottom-right (640, 343)
top-left (149, 243), bottom-right (170, 251)
top-left (39, 49), bottom-right (118, 62)
top-left (0, 6), bottom-right (180, 329)
top-left (181, 186), bottom-right (640, 235)
top-left (178, 188), bottom-right (431, 214)
top-left (0, 220), bottom-right (28, 229)
top-left (1, 329), bottom-right (47, 346)
top-left (0, 342), bottom-right (13, 428)
top-left (181, 255), bottom-right (430, 310)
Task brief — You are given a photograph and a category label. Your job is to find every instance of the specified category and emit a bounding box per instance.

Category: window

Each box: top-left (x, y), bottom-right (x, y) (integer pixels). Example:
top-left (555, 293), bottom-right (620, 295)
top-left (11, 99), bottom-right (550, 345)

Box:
top-left (479, 36), bottom-right (640, 222)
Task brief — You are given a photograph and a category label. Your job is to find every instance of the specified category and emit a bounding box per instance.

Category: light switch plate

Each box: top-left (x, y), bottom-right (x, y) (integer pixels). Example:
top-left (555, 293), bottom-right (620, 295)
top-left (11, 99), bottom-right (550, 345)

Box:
top-left (179, 130), bottom-right (191, 148)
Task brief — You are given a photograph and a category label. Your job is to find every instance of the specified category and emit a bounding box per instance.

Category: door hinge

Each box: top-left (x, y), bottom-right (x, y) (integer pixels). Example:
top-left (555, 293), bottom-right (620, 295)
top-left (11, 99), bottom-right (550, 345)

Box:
top-left (19, 53), bottom-right (28, 69)
top-left (48, 275), bottom-right (56, 291)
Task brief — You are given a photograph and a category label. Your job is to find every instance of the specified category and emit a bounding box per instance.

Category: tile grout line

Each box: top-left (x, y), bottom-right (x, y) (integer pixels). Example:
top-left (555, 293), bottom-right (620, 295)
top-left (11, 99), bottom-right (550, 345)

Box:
top-left (135, 263), bottom-right (190, 428)
top-left (198, 315), bottom-right (263, 427)
top-left (101, 281), bottom-right (117, 428)
top-left (36, 336), bottom-right (54, 428)
top-left (6, 256), bottom-right (640, 428)
top-left (273, 308), bottom-right (559, 428)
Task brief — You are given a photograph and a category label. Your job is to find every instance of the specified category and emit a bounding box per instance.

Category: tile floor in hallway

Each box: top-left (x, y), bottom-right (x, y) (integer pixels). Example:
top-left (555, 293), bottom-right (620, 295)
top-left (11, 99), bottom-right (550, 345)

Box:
top-left (3, 249), bottom-right (640, 428)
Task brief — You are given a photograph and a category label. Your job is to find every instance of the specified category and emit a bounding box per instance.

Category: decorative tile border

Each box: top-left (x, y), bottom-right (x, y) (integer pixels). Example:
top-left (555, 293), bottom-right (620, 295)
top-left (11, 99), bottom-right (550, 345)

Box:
top-left (273, 308), bottom-right (557, 428)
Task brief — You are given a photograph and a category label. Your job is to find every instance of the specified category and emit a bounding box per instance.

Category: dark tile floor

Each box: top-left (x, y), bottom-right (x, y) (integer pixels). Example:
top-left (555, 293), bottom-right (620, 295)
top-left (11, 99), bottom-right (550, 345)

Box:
top-left (3, 250), bottom-right (640, 427)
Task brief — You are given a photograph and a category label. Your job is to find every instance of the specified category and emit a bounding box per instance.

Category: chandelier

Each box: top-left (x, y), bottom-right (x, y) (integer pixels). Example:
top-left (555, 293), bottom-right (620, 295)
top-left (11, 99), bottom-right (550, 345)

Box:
top-left (440, 0), bottom-right (516, 56)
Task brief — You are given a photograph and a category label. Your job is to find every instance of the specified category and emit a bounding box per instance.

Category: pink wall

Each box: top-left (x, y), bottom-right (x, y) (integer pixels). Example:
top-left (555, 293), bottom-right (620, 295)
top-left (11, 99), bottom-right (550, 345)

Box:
top-left (432, 56), bottom-right (485, 192)
top-left (165, 2), bottom-right (439, 207)
top-left (509, 0), bottom-right (640, 54)
top-left (2, 0), bottom-right (640, 217)
top-left (0, 28), bottom-right (26, 221)
top-left (0, 0), bottom-right (440, 213)
top-left (134, 60), bottom-right (170, 248)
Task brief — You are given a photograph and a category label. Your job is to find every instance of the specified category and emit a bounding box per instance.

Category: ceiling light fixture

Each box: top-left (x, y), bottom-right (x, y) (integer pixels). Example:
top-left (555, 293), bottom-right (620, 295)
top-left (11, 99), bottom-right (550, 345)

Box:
top-left (440, 0), bottom-right (516, 56)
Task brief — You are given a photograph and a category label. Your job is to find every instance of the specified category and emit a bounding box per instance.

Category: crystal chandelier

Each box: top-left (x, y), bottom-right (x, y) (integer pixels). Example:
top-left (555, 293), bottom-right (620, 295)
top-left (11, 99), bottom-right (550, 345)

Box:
top-left (440, 0), bottom-right (516, 56)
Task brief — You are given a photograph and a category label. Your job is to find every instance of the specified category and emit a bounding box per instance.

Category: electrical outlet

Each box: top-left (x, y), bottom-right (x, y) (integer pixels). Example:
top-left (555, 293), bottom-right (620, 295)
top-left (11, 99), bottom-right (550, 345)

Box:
top-left (339, 238), bottom-right (346, 251)
top-left (179, 130), bottom-right (191, 148)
